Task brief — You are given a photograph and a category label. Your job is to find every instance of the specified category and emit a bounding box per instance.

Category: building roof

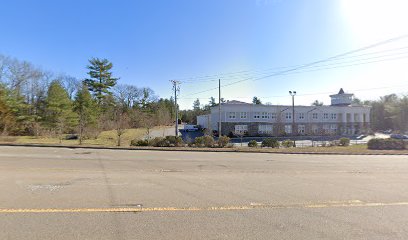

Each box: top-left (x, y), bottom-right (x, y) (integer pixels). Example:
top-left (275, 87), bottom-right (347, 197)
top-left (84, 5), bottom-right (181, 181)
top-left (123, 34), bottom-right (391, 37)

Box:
top-left (338, 88), bottom-right (345, 94)
top-left (223, 100), bottom-right (250, 105)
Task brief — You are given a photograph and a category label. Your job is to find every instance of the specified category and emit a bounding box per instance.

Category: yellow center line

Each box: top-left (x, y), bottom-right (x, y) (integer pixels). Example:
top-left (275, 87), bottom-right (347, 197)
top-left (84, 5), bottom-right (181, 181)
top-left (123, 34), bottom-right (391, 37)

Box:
top-left (1, 201), bottom-right (408, 213)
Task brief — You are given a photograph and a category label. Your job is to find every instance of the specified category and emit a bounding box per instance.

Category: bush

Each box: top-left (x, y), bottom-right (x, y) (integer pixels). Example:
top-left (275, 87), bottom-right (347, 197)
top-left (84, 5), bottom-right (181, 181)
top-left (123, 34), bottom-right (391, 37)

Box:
top-left (148, 136), bottom-right (184, 147)
top-left (194, 136), bottom-right (205, 147)
top-left (248, 140), bottom-right (258, 148)
top-left (203, 135), bottom-right (215, 147)
top-left (218, 136), bottom-right (230, 148)
top-left (165, 136), bottom-right (185, 147)
top-left (193, 136), bottom-right (215, 148)
top-left (339, 137), bottom-right (350, 146)
top-left (261, 138), bottom-right (279, 148)
top-left (281, 139), bottom-right (294, 148)
top-left (368, 138), bottom-right (406, 150)
top-left (130, 139), bottom-right (149, 146)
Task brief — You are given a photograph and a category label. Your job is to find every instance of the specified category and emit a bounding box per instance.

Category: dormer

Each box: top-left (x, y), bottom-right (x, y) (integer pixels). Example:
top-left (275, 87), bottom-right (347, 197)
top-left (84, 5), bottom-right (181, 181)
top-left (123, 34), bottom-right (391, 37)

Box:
top-left (330, 88), bottom-right (353, 106)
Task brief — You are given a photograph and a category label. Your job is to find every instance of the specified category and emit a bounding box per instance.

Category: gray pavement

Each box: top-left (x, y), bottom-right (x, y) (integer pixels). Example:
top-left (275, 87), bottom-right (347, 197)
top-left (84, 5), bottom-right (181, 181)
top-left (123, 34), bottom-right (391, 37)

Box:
top-left (1, 146), bottom-right (408, 239)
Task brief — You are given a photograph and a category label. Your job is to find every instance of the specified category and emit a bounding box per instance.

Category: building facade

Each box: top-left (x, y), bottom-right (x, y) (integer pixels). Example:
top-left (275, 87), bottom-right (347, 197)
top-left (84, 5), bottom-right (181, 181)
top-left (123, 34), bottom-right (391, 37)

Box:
top-left (197, 89), bottom-right (371, 136)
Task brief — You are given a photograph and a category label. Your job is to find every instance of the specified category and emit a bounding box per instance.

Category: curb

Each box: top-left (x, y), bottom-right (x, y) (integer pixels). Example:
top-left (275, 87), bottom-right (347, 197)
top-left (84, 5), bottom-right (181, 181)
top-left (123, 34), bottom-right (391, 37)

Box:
top-left (0, 143), bottom-right (407, 156)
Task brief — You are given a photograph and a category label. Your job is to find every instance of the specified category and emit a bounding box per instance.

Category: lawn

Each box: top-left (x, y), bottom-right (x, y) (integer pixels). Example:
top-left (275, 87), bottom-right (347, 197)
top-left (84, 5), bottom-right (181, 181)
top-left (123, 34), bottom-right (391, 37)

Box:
top-left (0, 127), bottom-right (160, 147)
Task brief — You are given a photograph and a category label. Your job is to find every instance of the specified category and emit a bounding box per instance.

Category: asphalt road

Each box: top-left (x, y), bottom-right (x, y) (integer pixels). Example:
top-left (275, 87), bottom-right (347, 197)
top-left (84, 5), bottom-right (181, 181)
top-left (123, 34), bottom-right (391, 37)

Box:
top-left (1, 146), bottom-right (408, 239)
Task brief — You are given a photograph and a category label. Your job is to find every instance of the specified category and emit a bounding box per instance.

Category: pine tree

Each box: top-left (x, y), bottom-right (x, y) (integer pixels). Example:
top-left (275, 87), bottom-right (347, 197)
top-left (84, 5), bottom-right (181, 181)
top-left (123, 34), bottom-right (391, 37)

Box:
top-left (45, 81), bottom-right (77, 141)
top-left (84, 58), bottom-right (118, 104)
top-left (252, 96), bottom-right (262, 105)
top-left (193, 98), bottom-right (201, 111)
top-left (73, 83), bottom-right (97, 144)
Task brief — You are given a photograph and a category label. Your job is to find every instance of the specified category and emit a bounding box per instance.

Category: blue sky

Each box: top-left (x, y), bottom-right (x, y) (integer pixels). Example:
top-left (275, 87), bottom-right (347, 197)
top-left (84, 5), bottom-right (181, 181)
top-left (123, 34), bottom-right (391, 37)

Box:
top-left (1, 0), bottom-right (408, 109)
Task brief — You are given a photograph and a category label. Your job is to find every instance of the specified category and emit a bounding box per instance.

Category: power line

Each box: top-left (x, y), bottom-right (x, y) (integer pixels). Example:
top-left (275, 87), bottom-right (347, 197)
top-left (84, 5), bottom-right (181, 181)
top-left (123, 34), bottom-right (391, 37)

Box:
top-left (179, 84), bottom-right (408, 101)
top-left (180, 34), bottom-right (408, 97)
top-left (177, 39), bottom-right (408, 83)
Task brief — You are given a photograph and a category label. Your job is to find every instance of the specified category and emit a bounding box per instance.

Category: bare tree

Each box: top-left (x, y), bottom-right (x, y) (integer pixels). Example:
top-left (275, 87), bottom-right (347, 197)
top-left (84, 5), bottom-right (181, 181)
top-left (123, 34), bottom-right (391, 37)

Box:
top-left (114, 109), bottom-right (130, 146)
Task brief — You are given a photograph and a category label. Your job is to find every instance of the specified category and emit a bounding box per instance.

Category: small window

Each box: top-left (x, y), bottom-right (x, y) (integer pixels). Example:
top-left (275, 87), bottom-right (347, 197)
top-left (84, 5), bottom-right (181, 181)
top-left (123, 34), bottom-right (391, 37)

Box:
top-left (298, 125), bottom-right (305, 134)
top-left (285, 112), bottom-right (292, 119)
top-left (330, 124), bottom-right (337, 134)
top-left (253, 112), bottom-right (260, 119)
top-left (270, 113), bottom-right (277, 119)
top-left (258, 125), bottom-right (273, 134)
top-left (228, 112), bottom-right (236, 119)
top-left (312, 125), bottom-right (319, 134)
top-left (312, 113), bottom-right (318, 119)
top-left (285, 125), bottom-right (292, 134)
top-left (235, 125), bottom-right (248, 134)
top-left (261, 112), bottom-right (269, 119)
top-left (331, 113), bottom-right (337, 120)
top-left (323, 113), bottom-right (329, 119)
top-left (299, 113), bottom-right (305, 120)
top-left (240, 112), bottom-right (247, 119)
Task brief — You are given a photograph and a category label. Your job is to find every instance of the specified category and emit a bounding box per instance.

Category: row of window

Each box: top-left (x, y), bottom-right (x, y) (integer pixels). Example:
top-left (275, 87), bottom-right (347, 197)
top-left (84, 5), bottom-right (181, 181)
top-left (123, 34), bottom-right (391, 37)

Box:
top-left (228, 112), bottom-right (337, 120)
top-left (234, 124), bottom-right (338, 135)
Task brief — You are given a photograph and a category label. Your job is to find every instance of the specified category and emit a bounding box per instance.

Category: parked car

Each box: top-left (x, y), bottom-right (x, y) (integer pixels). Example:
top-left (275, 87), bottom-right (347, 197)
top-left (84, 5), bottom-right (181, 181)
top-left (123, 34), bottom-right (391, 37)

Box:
top-left (180, 124), bottom-right (199, 132)
top-left (390, 134), bottom-right (408, 140)
top-left (356, 135), bottom-right (367, 140)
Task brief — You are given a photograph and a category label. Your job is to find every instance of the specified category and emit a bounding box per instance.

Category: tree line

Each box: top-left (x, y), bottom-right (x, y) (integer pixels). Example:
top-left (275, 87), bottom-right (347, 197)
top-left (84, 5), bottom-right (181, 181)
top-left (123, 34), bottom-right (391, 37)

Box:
top-left (0, 54), bottom-right (176, 145)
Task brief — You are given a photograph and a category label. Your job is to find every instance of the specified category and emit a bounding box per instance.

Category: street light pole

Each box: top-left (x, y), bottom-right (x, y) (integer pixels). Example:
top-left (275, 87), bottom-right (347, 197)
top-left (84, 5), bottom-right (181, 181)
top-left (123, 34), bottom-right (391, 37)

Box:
top-left (289, 91), bottom-right (296, 147)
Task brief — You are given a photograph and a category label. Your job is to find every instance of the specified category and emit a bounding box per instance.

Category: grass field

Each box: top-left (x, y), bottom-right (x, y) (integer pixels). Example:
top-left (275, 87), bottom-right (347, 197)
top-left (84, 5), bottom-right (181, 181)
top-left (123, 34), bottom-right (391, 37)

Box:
top-left (0, 127), bottom-right (158, 147)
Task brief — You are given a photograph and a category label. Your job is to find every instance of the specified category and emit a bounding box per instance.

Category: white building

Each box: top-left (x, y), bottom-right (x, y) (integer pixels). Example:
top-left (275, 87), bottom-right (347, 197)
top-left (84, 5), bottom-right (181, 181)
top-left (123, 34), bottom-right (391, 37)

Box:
top-left (197, 89), bottom-right (371, 136)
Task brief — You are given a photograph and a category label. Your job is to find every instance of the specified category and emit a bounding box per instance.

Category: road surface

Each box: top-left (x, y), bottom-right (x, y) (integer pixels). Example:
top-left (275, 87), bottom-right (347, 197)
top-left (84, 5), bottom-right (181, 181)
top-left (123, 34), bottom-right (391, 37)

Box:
top-left (0, 146), bottom-right (407, 239)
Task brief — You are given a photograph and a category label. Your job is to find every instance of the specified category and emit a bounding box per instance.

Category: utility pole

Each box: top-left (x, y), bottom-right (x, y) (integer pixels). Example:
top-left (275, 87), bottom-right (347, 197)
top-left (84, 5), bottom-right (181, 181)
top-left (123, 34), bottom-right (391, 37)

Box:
top-left (218, 79), bottom-right (222, 137)
top-left (289, 91), bottom-right (297, 147)
top-left (171, 80), bottom-right (181, 137)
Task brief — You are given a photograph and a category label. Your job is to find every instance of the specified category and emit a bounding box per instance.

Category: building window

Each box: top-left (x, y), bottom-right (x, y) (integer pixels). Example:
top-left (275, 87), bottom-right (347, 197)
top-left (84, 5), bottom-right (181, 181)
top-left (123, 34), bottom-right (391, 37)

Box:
top-left (258, 125), bottom-right (273, 134)
top-left (235, 125), bottom-right (248, 135)
top-left (312, 125), bottom-right (319, 134)
top-left (299, 113), bottom-right (305, 120)
top-left (228, 112), bottom-right (236, 119)
top-left (323, 113), bottom-right (329, 119)
top-left (271, 113), bottom-right (277, 119)
top-left (298, 125), bottom-right (305, 134)
top-left (331, 113), bottom-right (337, 120)
top-left (261, 112), bottom-right (269, 119)
top-left (253, 112), bottom-right (260, 119)
top-left (330, 124), bottom-right (337, 134)
top-left (285, 112), bottom-right (292, 120)
top-left (312, 113), bottom-right (318, 119)
top-left (323, 124), bottom-right (330, 134)
top-left (284, 125), bottom-right (292, 134)
top-left (240, 112), bottom-right (247, 119)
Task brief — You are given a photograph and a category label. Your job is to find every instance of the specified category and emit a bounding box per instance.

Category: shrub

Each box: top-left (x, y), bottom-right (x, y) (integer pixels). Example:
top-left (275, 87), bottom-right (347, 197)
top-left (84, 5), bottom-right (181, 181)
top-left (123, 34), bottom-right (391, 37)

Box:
top-left (194, 136), bottom-right (205, 147)
top-left (193, 136), bottom-right (215, 148)
top-left (130, 139), bottom-right (149, 146)
top-left (282, 139), bottom-right (294, 148)
top-left (148, 136), bottom-right (184, 147)
top-left (164, 136), bottom-right (185, 147)
top-left (203, 135), bottom-right (215, 147)
top-left (261, 138), bottom-right (279, 148)
top-left (218, 136), bottom-right (230, 148)
top-left (248, 140), bottom-right (258, 148)
top-left (339, 137), bottom-right (350, 146)
top-left (368, 138), bottom-right (406, 150)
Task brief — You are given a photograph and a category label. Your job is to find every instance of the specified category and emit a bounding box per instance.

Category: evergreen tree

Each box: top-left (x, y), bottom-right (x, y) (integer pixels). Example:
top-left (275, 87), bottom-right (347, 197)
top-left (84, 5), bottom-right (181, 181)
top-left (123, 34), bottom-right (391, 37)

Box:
top-left (252, 96), bottom-right (262, 104)
top-left (84, 58), bottom-right (118, 104)
top-left (45, 81), bottom-right (77, 141)
top-left (193, 98), bottom-right (201, 111)
top-left (73, 84), bottom-right (97, 144)
top-left (311, 100), bottom-right (323, 106)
